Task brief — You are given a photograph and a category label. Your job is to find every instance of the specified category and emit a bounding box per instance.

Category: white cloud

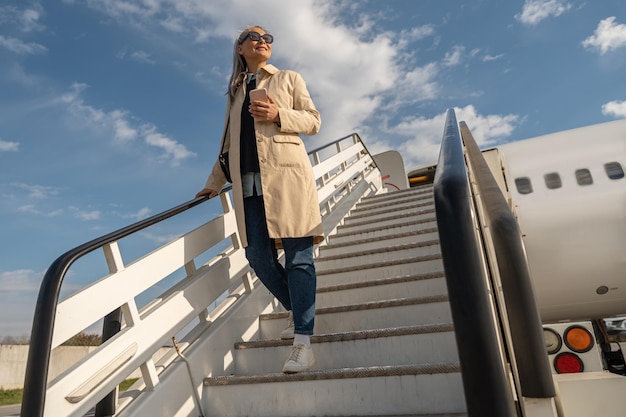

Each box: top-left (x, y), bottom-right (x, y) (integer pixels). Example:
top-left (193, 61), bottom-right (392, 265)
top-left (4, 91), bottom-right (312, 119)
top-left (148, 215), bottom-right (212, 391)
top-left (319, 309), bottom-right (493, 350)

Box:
top-left (17, 204), bottom-right (37, 214)
top-left (142, 231), bottom-right (184, 245)
top-left (483, 54), bottom-right (504, 62)
top-left (117, 49), bottom-right (156, 65)
top-left (0, 35), bottom-right (47, 54)
top-left (0, 269), bottom-right (42, 292)
top-left (83, 0), bottom-right (159, 20)
top-left (0, 4), bottom-right (45, 32)
top-left (127, 207), bottom-right (152, 220)
top-left (160, 16), bottom-right (186, 33)
top-left (142, 126), bottom-right (196, 166)
top-left (129, 50), bottom-right (155, 64)
top-left (395, 63), bottom-right (440, 104)
top-left (455, 106), bottom-right (520, 144)
top-left (48, 208), bottom-right (64, 217)
top-left (12, 183), bottom-right (60, 199)
top-left (582, 17), bottom-right (626, 54)
top-left (54, 83), bottom-right (195, 165)
top-left (65, 0), bottom-right (520, 165)
top-left (515, 0), bottom-right (573, 26)
top-left (20, 5), bottom-right (45, 32)
top-left (68, 0), bottom-right (440, 143)
top-left (110, 110), bottom-right (138, 142)
top-left (75, 210), bottom-right (101, 221)
top-left (66, 205), bottom-right (104, 221)
top-left (601, 100), bottom-right (626, 118)
top-left (394, 106), bottom-right (521, 168)
top-left (0, 139), bottom-right (19, 152)
top-left (0, 269), bottom-right (45, 337)
top-left (5, 62), bottom-right (45, 87)
top-left (17, 204), bottom-right (63, 217)
top-left (394, 113), bottom-right (449, 168)
top-left (442, 45), bottom-right (465, 67)
top-left (399, 24), bottom-right (436, 44)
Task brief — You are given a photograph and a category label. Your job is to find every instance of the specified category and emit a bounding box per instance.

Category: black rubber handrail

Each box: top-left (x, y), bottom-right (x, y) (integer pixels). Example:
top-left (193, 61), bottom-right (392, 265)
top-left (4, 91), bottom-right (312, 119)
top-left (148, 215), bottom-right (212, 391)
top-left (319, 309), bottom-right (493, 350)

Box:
top-left (460, 122), bottom-right (555, 398)
top-left (21, 132), bottom-right (375, 417)
top-left (20, 189), bottom-right (230, 417)
top-left (433, 109), bottom-right (517, 417)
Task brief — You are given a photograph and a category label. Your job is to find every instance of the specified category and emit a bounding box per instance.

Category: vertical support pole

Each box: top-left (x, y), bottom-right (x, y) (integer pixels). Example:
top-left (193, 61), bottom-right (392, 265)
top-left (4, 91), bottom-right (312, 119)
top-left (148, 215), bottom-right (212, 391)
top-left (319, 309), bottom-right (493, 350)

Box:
top-left (95, 242), bottom-right (125, 417)
top-left (95, 308), bottom-right (122, 417)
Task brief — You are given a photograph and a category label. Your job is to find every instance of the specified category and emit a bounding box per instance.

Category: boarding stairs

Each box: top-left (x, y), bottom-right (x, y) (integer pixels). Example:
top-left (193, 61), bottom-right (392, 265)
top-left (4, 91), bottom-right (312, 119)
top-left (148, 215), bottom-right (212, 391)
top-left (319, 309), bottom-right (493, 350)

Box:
top-left (200, 184), bottom-right (466, 416)
top-left (21, 109), bottom-right (556, 417)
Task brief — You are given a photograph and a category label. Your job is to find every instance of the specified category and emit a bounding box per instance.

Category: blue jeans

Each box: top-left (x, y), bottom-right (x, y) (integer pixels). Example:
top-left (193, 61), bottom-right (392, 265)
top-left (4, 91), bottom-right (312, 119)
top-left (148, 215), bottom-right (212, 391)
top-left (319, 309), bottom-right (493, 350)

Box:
top-left (243, 195), bottom-right (316, 335)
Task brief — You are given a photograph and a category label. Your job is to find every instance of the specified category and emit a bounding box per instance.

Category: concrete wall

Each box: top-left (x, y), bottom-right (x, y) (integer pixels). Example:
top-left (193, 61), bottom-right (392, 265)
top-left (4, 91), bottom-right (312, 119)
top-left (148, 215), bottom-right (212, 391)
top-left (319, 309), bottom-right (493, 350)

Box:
top-left (0, 345), bottom-right (170, 390)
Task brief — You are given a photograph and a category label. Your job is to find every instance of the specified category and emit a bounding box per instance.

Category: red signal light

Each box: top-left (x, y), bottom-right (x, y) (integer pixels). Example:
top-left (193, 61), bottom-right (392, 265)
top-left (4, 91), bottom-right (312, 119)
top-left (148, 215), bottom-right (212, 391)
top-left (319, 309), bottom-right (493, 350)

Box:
top-left (554, 352), bottom-right (584, 374)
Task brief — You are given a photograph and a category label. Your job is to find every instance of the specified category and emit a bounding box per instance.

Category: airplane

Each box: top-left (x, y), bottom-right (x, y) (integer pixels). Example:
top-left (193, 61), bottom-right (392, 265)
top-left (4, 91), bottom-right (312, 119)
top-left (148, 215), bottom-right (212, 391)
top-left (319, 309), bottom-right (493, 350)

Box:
top-left (409, 117), bottom-right (626, 323)
top-left (498, 119), bottom-right (626, 323)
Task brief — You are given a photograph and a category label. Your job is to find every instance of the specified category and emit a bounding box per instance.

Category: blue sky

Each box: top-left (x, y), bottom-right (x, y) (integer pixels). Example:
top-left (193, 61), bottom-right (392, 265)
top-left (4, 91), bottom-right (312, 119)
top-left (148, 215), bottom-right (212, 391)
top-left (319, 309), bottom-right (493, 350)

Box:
top-left (1, 0), bottom-right (626, 339)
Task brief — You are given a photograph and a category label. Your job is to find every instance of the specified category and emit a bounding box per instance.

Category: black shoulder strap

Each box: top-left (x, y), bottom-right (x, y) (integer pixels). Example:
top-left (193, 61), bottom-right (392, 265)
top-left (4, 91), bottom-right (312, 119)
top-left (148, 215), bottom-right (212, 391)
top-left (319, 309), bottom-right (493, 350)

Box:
top-left (219, 96), bottom-right (232, 154)
top-left (220, 117), bottom-right (230, 154)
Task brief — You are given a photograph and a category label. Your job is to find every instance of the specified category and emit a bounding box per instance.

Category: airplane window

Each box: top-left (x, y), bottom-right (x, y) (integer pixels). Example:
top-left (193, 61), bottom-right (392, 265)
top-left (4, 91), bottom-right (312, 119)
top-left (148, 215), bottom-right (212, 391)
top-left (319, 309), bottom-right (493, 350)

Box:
top-left (575, 169), bottom-right (593, 186)
top-left (544, 172), bottom-right (562, 189)
top-left (605, 162), bottom-right (624, 180)
top-left (515, 177), bottom-right (533, 194)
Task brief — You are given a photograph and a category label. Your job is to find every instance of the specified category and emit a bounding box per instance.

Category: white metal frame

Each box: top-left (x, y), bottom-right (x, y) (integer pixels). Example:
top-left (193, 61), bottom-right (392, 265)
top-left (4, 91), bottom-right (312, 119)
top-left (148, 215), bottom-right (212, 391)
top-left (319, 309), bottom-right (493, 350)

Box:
top-left (41, 134), bottom-right (382, 417)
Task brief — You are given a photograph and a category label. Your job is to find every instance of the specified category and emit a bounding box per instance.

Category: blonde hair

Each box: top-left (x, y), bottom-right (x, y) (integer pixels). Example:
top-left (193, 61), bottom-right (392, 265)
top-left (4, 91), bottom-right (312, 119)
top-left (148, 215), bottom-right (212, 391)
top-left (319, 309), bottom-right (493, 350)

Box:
top-left (227, 26), bottom-right (269, 100)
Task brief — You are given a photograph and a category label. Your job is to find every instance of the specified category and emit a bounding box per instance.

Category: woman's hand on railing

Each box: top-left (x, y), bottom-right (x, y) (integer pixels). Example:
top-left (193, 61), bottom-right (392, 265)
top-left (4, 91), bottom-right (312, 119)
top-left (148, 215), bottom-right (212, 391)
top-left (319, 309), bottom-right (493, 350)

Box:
top-left (195, 188), bottom-right (219, 199)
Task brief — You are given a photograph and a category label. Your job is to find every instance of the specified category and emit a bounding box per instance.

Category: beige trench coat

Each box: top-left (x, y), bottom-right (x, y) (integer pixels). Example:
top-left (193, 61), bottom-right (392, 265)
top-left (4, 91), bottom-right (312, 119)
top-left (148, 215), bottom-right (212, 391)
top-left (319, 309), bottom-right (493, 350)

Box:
top-left (204, 64), bottom-right (324, 248)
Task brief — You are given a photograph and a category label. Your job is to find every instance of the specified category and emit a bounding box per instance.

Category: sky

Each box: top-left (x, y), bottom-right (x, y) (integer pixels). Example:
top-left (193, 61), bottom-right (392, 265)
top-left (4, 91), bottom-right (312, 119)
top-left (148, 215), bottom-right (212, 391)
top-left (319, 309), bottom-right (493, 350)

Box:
top-left (1, 0), bottom-right (626, 339)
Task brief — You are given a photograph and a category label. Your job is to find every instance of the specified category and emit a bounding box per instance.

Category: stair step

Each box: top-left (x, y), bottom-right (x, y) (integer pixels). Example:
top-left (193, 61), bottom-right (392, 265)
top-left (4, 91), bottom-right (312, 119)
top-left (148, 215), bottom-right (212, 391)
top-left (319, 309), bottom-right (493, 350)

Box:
top-left (316, 272), bottom-right (447, 308)
top-left (338, 208), bottom-right (436, 232)
top-left (316, 241), bottom-right (441, 272)
top-left (234, 324), bottom-right (458, 374)
top-left (357, 187), bottom-right (432, 208)
top-left (205, 362), bottom-right (461, 386)
top-left (351, 193), bottom-right (433, 215)
top-left (321, 229), bottom-right (439, 257)
top-left (202, 364), bottom-right (466, 416)
top-left (260, 296), bottom-right (452, 338)
top-left (317, 255), bottom-right (444, 286)
top-left (329, 221), bottom-right (438, 245)
top-left (345, 201), bottom-right (435, 224)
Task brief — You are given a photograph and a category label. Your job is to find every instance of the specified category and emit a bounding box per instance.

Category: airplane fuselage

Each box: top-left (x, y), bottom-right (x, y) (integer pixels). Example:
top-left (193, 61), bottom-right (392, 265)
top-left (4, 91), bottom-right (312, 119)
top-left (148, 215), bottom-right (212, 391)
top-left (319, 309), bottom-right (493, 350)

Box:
top-left (497, 119), bottom-right (626, 322)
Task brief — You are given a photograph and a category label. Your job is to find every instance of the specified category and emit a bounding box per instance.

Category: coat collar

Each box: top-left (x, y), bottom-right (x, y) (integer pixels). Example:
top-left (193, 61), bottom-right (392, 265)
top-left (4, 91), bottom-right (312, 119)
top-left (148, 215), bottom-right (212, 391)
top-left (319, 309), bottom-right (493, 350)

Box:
top-left (237, 64), bottom-right (279, 84)
top-left (260, 64), bottom-right (279, 75)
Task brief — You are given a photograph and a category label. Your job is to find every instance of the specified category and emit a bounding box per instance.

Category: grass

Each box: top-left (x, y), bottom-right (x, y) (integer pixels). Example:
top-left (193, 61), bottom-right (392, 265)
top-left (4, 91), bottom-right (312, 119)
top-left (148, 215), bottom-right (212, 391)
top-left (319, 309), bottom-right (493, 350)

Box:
top-left (119, 378), bottom-right (139, 391)
top-left (0, 378), bottom-right (139, 406)
top-left (0, 389), bottom-right (21, 406)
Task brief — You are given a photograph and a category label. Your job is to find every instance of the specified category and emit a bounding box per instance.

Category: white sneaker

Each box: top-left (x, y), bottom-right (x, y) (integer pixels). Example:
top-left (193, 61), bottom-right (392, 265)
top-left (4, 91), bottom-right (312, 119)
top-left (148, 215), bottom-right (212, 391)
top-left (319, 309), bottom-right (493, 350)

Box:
top-left (282, 343), bottom-right (315, 373)
top-left (280, 311), bottom-right (295, 339)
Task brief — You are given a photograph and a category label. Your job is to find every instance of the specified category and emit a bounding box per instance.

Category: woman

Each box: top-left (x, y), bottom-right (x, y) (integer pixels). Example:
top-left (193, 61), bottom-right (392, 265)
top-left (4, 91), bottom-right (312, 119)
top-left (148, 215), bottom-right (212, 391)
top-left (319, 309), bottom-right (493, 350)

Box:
top-left (196, 26), bottom-right (324, 373)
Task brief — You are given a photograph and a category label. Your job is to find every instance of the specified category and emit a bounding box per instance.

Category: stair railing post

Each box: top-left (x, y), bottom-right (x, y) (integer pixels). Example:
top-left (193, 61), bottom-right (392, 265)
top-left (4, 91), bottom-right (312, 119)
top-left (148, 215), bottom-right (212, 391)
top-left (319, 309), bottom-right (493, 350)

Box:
top-left (95, 308), bottom-right (123, 417)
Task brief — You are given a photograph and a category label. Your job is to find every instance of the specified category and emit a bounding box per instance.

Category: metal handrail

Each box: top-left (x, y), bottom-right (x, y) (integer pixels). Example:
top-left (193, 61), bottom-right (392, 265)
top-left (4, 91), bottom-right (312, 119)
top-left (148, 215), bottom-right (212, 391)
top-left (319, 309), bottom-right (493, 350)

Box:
top-left (460, 122), bottom-right (555, 398)
top-left (307, 132), bottom-right (376, 164)
top-left (20, 188), bottom-right (230, 417)
top-left (433, 109), bottom-right (516, 417)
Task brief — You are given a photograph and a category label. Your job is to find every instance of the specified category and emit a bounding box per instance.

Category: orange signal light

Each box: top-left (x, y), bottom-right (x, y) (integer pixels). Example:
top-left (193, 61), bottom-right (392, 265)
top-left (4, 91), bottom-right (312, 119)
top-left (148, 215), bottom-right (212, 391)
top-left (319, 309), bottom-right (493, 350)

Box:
top-left (563, 325), bottom-right (594, 353)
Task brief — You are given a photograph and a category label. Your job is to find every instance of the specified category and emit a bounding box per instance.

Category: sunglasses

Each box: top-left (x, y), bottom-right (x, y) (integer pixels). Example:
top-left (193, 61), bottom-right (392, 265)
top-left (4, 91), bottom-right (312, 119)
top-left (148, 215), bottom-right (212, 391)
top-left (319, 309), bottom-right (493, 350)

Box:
top-left (239, 31), bottom-right (274, 45)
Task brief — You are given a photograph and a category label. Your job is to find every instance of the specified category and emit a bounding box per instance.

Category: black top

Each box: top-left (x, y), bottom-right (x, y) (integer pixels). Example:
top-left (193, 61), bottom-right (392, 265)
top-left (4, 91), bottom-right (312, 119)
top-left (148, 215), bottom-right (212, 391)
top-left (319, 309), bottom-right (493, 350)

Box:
top-left (240, 78), bottom-right (260, 173)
